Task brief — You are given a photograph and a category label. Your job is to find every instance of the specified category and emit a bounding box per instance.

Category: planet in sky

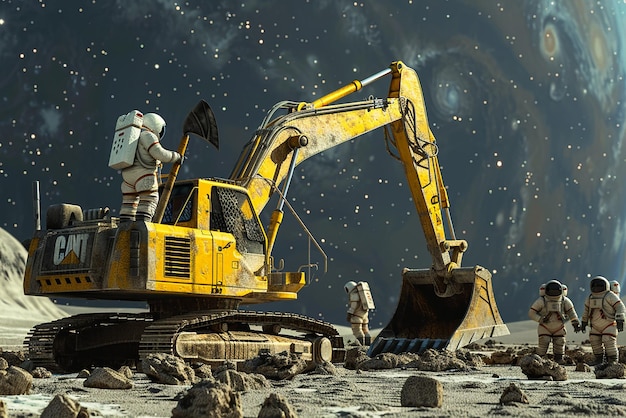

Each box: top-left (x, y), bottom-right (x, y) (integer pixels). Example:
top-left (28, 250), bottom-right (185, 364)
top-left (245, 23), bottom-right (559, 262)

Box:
top-left (1, 1), bottom-right (625, 326)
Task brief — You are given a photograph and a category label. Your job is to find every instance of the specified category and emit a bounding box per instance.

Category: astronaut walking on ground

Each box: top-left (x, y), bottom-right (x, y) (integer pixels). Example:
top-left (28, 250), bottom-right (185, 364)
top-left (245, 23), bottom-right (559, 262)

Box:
top-left (528, 279), bottom-right (581, 364)
top-left (581, 276), bottom-right (626, 365)
top-left (345, 281), bottom-right (375, 345)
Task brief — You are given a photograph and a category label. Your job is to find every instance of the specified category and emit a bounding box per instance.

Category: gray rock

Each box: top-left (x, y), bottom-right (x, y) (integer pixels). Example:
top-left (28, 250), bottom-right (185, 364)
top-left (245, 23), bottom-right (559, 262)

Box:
top-left (172, 380), bottom-right (243, 418)
top-left (500, 382), bottom-right (529, 404)
top-left (358, 352), bottom-right (399, 370)
top-left (191, 362), bottom-right (213, 380)
top-left (309, 360), bottom-right (337, 375)
top-left (519, 354), bottom-right (567, 381)
top-left (118, 365), bottom-right (133, 379)
top-left (83, 367), bottom-right (133, 389)
top-left (31, 367), bottom-right (52, 378)
top-left (77, 369), bottom-right (90, 378)
top-left (258, 392), bottom-right (298, 418)
top-left (343, 347), bottom-right (370, 370)
top-left (214, 362), bottom-right (270, 391)
top-left (0, 351), bottom-right (26, 368)
top-left (594, 362), bottom-right (626, 379)
top-left (240, 351), bottom-right (308, 380)
top-left (40, 394), bottom-right (90, 418)
top-left (0, 399), bottom-right (7, 418)
top-left (400, 375), bottom-right (443, 408)
top-left (0, 365), bottom-right (32, 395)
top-left (142, 353), bottom-right (197, 385)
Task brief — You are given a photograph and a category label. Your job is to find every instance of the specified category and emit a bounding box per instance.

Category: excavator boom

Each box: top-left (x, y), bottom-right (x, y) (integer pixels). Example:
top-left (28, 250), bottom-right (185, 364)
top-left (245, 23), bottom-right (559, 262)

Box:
top-left (229, 61), bottom-right (509, 353)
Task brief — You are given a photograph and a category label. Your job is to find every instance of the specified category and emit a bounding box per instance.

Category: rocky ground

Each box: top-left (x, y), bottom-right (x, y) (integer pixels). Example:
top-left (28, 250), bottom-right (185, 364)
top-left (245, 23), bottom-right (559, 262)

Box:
top-left (4, 227), bottom-right (626, 417)
top-left (3, 340), bottom-right (626, 417)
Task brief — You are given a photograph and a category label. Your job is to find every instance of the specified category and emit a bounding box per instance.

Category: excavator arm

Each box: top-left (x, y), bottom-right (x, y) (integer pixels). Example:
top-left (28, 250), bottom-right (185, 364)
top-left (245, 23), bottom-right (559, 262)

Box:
top-left (230, 62), bottom-right (458, 276)
top-left (230, 61), bottom-right (508, 353)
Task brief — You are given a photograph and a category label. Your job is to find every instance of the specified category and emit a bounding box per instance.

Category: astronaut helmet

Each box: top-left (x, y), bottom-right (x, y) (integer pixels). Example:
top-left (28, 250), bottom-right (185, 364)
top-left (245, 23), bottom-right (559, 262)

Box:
top-left (544, 280), bottom-right (563, 297)
top-left (611, 280), bottom-right (621, 295)
top-left (344, 281), bottom-right (357, 293)
top-left (590, 276), bottom-right (610, 294)
top-left (143, 113), bottom-right (167, 138)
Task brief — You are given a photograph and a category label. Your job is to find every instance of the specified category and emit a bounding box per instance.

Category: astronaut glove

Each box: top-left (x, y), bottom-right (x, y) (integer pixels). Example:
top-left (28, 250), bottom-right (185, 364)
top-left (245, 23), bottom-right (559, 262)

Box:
top-left (581, 321), bottom-right (587, 332)
top-left (617, 320), bottom-right (624, 332)
top-left (572, 322), bottom-right (581, 333)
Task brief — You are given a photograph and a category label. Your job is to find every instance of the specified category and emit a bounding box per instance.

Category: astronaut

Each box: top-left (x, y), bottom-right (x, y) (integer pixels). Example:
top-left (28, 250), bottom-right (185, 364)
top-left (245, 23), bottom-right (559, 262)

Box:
top-left (345, 281), bottom-right (375, 345)
top-left (611, 280), bottom-right (621, 296)
top-left (119, 113), bottom-right (181, 222)
top-left (581, 276), bottom-right (626, 365)
top-left (528, 280), bottom-right (581, 364)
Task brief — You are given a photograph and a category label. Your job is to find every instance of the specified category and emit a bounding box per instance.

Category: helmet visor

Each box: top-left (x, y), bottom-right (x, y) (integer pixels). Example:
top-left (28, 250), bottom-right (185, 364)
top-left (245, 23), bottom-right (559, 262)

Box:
top-left (545, 282), bottom-right (562, 297)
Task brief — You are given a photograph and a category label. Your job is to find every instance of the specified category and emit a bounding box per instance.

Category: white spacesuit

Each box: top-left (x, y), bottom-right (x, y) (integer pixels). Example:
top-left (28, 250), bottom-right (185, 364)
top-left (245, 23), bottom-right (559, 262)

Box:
top-left (345, 281), bottom-right (374, 345)
top-left (581, 276), bottom-right (626, 365)
top-left (119, 113), bottom-right (181, 222)
top-left (528, 280), bottom-right (580, 364)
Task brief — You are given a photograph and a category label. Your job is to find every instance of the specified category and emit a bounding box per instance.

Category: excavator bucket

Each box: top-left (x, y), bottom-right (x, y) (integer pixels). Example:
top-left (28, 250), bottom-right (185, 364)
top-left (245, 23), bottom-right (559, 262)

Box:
top-left (368, 266), bottom-right (509, 356)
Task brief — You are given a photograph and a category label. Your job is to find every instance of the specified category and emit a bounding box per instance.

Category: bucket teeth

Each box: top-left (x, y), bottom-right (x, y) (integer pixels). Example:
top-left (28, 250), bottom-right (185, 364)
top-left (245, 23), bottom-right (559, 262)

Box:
top-left (370, 265), bottom-right (509, 356)
top-left (367, 338), bottom-right (448, 357)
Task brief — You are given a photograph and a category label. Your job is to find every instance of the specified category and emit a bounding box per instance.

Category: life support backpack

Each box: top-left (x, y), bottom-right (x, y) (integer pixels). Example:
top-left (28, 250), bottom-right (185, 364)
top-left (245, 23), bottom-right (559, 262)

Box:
top-left (108, 110), bottom-right (144, 170)
top-left (356, 281), bottom-right (375, 310)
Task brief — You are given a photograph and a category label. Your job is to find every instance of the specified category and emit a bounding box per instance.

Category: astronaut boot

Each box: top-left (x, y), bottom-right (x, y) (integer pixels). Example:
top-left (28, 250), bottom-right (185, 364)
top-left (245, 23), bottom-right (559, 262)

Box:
top-left (607, 356), bottom-right (618, 364)
top-left (589, 354), bottom-right (604, 366)
top-left (364, 334), bottom-right (372, 346)
top-left (119, 214), bottom-right (135, 224)
top-left (553, 354), bottom-right (565, 365)
top-left (356, 336), bottom-right (365, 346)
top-left (136, 211), bottom-right (152, 222)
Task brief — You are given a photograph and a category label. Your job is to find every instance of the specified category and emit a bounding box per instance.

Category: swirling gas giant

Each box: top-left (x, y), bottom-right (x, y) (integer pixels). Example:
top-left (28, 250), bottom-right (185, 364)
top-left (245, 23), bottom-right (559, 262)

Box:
top-left (528, 0), bottom-right (620, 110)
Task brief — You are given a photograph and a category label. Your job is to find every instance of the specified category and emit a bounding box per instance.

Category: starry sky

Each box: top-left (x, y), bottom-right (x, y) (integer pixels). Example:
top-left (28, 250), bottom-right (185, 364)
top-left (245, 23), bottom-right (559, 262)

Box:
top-left (2, 1), bottom-right (626, 326)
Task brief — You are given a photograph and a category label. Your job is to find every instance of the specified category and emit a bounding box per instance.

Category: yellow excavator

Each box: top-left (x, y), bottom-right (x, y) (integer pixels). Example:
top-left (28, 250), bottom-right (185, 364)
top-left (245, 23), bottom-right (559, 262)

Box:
top-left (23, 61), bottom-right (508, 372)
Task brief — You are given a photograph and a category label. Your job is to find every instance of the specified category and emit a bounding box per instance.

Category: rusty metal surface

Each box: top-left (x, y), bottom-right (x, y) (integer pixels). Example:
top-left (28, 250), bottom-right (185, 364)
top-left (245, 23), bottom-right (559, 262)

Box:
top-left (369, 266), bottom-right (508, 356)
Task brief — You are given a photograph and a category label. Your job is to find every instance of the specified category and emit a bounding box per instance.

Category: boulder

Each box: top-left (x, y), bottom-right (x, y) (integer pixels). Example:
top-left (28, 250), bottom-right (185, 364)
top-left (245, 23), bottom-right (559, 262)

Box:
top-left (258, 393), bottom-right (298, 418)
top-left (40, 394), bottom-right (90, 418)
top-left (241, 351), bottom-right (308, 380)
top-left (142, 353), bottom-right (196, 385)
top-left (499, 382), bottom-right (529, 404)
top-left (83, 367), bottom-right (133, 389)
top-left (118, 365), bottom-right (133, 379)
top-left (31, 367), bottom-right (52, 379)
top-left (358, 352), bottom-right (399, 370)
top-left (519, 354), bottom-right (567, 381)
top-left (0, 366), bottom-right (32, 395)
top-left (594, 362), bottom-right (626, 379)
top-left (343, 347), bottom-right (370, 370)
top-left (214, 362), bottom-right (270, 391)
top-left (172, 380), bottom-right (243, 418)
top-left (400, 375), bottom-right (443, 408)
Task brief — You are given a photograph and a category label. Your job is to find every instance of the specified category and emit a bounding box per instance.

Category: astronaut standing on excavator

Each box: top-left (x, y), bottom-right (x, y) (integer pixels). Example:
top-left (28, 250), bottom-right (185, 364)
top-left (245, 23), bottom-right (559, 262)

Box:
top-left (118, 113), bottom-right (181, 222)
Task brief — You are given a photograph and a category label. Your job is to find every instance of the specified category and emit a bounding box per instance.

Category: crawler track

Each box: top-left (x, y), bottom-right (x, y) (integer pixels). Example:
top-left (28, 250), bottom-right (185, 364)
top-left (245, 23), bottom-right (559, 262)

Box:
top-left (26, 311), bottom-right (344, 372)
